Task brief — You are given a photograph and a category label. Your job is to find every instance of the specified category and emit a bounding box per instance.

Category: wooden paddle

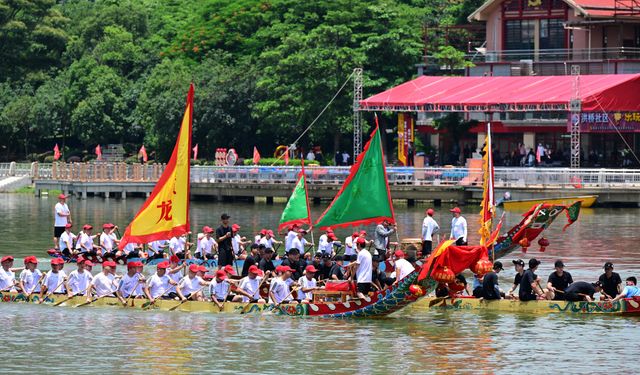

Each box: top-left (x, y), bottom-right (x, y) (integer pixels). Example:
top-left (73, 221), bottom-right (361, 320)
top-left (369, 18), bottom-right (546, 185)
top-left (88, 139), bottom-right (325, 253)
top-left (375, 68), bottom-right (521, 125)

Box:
top-left (122, 276), bottom-right (145, 307)
top-left (216, 281), bottom-right (235, 311)
top-left (39, 276), bottom-right (67, 304)
top-left (168, 285), bottom-right (206, 311)
top-left (76, 294), bottom-right (110, 308)
top-left (240, 271), bottom-right (271, 314)
top-left (275, 286), bottom-right (300, 307)
top-left (54, 284), bottom-right (91, 306)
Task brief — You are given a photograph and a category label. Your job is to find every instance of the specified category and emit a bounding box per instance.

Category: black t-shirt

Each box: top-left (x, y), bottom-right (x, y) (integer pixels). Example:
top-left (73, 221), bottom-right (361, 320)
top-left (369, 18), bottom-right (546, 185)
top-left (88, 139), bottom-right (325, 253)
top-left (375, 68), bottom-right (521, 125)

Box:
top-left (259, 258), bottom-right (275, 273)
top-left (599, 272), bottom-right (622, 298)
top-left (329, 264), bottom-right (344, 280)
top-left (519, 269), bottom-right (537, 300)
top-left (241, 255), bottom-right (256, 277)
top-left (547, 271), bottom-right (573, 291)
top-left (565, 281), bottom-right (596, 298)
top-left (482, 272), bottom-right (500, 299)
top-left (216, 225), bottom-right (233, 252)
top-left (318, 263), bottom-right (333, 280)
top-left (513, 272), bottom-right (523, 286)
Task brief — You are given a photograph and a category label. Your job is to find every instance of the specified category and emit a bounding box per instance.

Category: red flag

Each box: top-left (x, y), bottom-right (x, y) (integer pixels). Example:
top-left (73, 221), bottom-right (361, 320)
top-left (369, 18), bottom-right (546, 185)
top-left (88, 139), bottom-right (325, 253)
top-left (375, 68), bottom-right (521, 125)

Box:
top-left (53, 144), bottom-right (61, 161)
top-left (139, 145), bottom-right (148, 163)
top-left (192, 143), bottom-right (198, 161)
top-left (95, 145), bottom-right (102, 161)
top-left (284, 147), bottom-right (289, 165)
top-left (252, 146), bottom-right (261, 165)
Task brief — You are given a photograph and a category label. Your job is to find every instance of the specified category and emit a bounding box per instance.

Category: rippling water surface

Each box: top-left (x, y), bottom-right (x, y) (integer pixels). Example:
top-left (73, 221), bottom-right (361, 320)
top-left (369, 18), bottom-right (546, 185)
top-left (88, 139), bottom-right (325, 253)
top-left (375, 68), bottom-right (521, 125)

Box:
top-left (0, 194), bottom-right (639, 373)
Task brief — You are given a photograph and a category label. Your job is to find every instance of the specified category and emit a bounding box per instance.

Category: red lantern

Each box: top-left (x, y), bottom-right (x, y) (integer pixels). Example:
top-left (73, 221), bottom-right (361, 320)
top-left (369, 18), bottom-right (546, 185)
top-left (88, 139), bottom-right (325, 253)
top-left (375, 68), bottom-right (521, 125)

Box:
top-left (538, 237), bottom-right (549, 252)
top-left (471, 259), bottom-right (493, 276)
top-left (432, 266), bottom-right (455, 284)
top-left (409, 284), bottom-right (424, 297)
top-left (519, 238), bottom-right (530, 253)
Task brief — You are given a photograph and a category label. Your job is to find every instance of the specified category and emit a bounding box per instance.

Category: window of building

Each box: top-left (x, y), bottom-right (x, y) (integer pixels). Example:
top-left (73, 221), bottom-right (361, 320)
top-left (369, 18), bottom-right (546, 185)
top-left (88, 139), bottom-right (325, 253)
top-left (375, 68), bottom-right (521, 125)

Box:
top-left (540, 19), bottom-right (565, 49)
top-left (505, 20), bottom-right (535, 50)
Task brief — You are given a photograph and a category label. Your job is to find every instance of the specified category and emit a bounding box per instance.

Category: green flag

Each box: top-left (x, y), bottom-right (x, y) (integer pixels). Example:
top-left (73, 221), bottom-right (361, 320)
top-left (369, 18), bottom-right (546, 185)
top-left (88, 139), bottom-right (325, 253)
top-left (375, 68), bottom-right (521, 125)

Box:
top-left (314, 117), bottom-right (395, 229)
top-left (278, 172), bottom-right (311, 231)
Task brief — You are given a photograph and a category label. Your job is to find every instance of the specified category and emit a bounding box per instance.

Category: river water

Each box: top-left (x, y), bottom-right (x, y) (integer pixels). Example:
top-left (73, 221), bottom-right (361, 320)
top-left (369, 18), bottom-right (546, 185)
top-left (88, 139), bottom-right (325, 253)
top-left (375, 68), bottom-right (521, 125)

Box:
top-left (0, 193), bottom-right (639, 373)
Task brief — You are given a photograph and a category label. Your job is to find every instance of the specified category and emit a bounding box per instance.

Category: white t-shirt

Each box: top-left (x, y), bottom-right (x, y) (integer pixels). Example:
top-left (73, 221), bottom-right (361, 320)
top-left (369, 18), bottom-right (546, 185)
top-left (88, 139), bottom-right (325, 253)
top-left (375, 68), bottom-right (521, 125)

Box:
top-left (232, 234), bottom-right (242, 255)
top-left (178, 275), bottom-right (204, 296)
top-left (123, 243), bottom-right (139, 255)
top-left (209, 279), bottom-right (231, 301)
top-left (147, 240), bottom-right (167, 256)
top-left (394, 258), bottom-right (415, 281)
top-left (168, 269), bottom-right (183, 284)
top-left (169, 237), bottom-right (186, 254)
top-left (451, 216), bottom-right (468, 242)
top-left (344, 236), bottom-right (355, 256)
top-left (269, 277), bottom-right (290, 303)
top-left (118, 273), bottom-right (141, 297)
top-left (259, 237), bottom-right (275, 249)
top-left (147, 273), bottom-right (173, 299)
top-left (198, 237), bottom-right (215, 256)
top-left (100, 232), bottom-right (114, 251)
top-left (238, 276), bottom-right (262, 302)
top-left (254, 234), bottom-right (262, 245)
top-left (291, 237), bottom-right (307, 253)
top-left (78, 232), bottom-right (94, 252)
top-left (422, 216), bottom-right (439, 241)
top-left (355, 249), bottom-right (373, 283)
top-left (318, 235), bottom-right (333, 255)
top-left (54, 202), bottom-right (70, 227)
top-left (91, 272), bottom-right (115, 297)
top-left (19, 268), bottom-right (43, 293)
top-left (67, 269), bottom-right (93, 295)
top-left (298, 276), bottom-right (317, 300)
top-left (0, 268), bottom-right (16, 291)
top-left (285, 231), bottom-right (297, 251)
top-left (59, 231), bottom-right (76, 251)
top-left (43, 270), bottom-right (67, 293)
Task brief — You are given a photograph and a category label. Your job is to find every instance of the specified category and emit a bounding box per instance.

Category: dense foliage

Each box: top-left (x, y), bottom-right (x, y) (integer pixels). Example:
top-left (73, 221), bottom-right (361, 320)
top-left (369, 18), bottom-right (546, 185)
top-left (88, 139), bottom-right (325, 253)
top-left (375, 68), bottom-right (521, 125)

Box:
top-left (0, 0), bottom-right (478, 162)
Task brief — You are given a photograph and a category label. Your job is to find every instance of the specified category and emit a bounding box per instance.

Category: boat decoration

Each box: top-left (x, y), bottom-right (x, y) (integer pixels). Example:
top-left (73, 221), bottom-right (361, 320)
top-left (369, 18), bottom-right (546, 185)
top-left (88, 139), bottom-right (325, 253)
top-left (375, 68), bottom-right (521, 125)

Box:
top-left (278, 160), bottom-right (312, 231)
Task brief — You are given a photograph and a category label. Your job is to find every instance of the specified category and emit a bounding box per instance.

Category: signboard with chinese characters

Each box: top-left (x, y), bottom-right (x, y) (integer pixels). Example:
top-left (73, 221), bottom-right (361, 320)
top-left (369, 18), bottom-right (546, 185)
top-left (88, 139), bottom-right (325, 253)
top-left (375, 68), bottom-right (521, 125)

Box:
top-left (567, 112), bottom-right (640, 133)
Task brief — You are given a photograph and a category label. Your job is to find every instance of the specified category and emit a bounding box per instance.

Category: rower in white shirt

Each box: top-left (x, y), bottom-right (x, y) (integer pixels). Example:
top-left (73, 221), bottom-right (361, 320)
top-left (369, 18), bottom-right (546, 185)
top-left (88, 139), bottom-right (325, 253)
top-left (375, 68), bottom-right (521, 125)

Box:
top-left (291, 229), bottom-right (312, 255)
top-left (169, 235), bottom-right (191, 259)
top-left (67, 260), bottom-right (94, 297)
top-left (18, 256), bottom-right (43, 298)
top-left (176, 264), bottom-right (210, 301)
top-left (231, 224), bottom-right (249, 259)
top-left (53, 193), bottom-right (72, 249)
top-left (449, 207), bottom-right (468, 246)
top-left (78, 224), bottom-right (99, 256)
top-left (233, 265), bottom-right (267, 303)
top-left (298, 265), bottom-right (322, 302)
top-left (59, 224), bottom-right (77, 257)
top-left (196, 226), bottom-right (216, 260)
top-left (284, 224), bottom-right (299, 251)
top-left (344, 232), bottom-right (358, 261)
top-left (318, 230), bottom-right (338, 256)
top-left (259, 230), bottom-right (282, 251)
top-left (147, 240), bottom-right (168, 260)
top-left (144, 261), bottom-right (176, 303)
top-left (116, 261), bottom-right (145, 305)
top-left (39, 258), bottom-right (67, 302)
top-left (86, 261), bottom-right (118, 300)
top-left (421, 208), bottom-right (439, 256)
top-left (0, 256), bottom-right (17, 292)
top-left (393, 250), bottom-right (415, 282)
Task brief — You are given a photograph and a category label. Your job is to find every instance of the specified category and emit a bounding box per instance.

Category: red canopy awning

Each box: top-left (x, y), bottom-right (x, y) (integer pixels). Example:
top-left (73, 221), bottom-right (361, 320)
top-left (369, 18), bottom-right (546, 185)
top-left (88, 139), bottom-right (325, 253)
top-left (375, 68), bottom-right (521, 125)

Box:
top-left (360, 74), bottom-right (640, 113)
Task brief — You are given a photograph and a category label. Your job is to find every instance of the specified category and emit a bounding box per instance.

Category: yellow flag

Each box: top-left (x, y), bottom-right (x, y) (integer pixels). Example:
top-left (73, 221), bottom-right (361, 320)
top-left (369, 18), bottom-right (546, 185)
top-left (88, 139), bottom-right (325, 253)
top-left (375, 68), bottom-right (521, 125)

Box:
top-left (119, 84), bottom-right (193, 248)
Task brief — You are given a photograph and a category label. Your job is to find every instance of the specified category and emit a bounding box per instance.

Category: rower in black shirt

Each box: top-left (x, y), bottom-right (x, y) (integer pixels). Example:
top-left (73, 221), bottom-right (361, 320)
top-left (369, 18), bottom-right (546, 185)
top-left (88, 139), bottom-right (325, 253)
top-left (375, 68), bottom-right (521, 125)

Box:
top-left (258, 248), bottom-right (276, 273)
top-left (329, 255), bottom-right (345, 280)
top-left (546, 259), bottom-right (573, 300)
top-left (281, 248), bottom-right (303, 280)
top-left (317, 254), bottom-right (334, 280)
top-left (598, 262), bottom-right (622, 300)
top-left (564, 281), bottom-right (603, 302)
top-left (507, 259), bottom-right (525, 299)
top-left (241, 244), bottom-right (260, 277)
top-left (519, 258), bottom-right (545, 301)
top-left (482, 261), bottom-right (504, 300)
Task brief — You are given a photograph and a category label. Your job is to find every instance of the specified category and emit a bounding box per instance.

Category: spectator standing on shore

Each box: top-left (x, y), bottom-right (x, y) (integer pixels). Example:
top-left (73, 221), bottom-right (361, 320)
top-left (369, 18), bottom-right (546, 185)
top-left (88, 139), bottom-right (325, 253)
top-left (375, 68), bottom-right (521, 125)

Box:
top-left (53, 194), bottom-right (72, 249)
top-left (421, 208), bottom-right (439, 257)
top-left (449, 207), bottom-right (467, 246)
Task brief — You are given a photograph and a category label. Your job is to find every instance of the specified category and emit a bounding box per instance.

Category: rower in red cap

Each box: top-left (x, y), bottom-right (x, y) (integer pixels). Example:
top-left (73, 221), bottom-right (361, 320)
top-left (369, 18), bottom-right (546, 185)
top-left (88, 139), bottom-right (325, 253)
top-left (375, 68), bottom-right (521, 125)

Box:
top-left (18, 256), bottom-right (42, 299)
top-left (393, 250), bottom-right (415, 283)
top-left (231, 224), bottom-right (250, 260)
top-left (86, 261), bottom-right (118, 302)
top-left (77, 224), bottom-right (100, 258)
top-left (449, 207), bottom-right (468, 246)
top-left (144, 261), bottom-right (177, 303)
top-left (176, 263), bottom-right (210, 301)
top-left (209, 269), bottom-right (234, 309)
top-left (116, 261), bottom-right (146, 305)
top-left (59, 223), bottom-right (77, 258)
top-left (195, 226), bottom-right (217, 260)
top-left (284, 224), bottom-right (300, 252)
top-left (67, 259), bottom-right (93, 297)
top-left (269, 265), bottom-right (298, 305)
top-left (298, 265), bottom-right (323, 303)
top-left (0, 255), bottom-right (16, 292)
top-left (234, 265), bottom-right (268, 304)
top-left (39, 257), bottom-right (67, 302)
top-left (345, 237), bottom-right (373, 299)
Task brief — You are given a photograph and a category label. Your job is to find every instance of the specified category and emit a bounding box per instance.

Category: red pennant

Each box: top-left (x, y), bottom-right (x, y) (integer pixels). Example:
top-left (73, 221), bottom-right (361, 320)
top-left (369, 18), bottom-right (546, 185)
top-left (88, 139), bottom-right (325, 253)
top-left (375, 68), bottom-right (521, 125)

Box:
top-left (139, 145), bottom-right (148, 163)
top-left (192, 144), bottom-right (198, 161)
top-left (253, 146), bottom-right (261, 165)
top-left (53, 144), bottom-right (61, 161)
top-left (95, 145), bottom-right (102, 161)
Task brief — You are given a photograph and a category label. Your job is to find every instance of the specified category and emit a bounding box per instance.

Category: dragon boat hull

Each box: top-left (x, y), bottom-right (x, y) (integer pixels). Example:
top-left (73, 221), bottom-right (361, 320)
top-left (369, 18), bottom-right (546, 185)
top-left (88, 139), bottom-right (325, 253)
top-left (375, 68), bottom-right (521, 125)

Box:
top-left (410, 296), bottom-right (640, 316)
top-left (0, 271), bottom-right (432, 318)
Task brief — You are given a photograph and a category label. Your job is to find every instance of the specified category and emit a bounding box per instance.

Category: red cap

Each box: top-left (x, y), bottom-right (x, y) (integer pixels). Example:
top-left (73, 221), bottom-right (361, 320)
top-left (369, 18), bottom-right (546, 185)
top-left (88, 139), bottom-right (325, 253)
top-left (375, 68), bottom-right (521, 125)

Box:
top-left (127, 261), bottom-right (137, 269)
top-left (224, 265), bottom-right (235, 275)
top-left (58, 194), bottom-right (67, 199)
top-left (326, 229), bottom-right (334, 234)
top-left (198, 265), bottom-right (207, 273)
top-left (260, 229), bottom-right (267, 235)
top-left (188, 264), bottom-right (199, 273)
top-left (352, 232), bottom-right (359, 238)
top-left (280, 265), bottom-right (295, 273)
top-left (450, 207), bottom-right (461, 214)
top-left (24, 256), bottom-right (38, 264)
top-left (83, 224), bottom-right (93, 230)
top-left (232, 224), bottom-right (240, 231)
top-left (65, 223), bottom-right (73, 229)
top-left (103, 223), bottom-right (112, 229)
top-left (83, 260), bottom-right (94, 267)
top-left (298, 229), bottom-right (307, 234)
top-left (305, 265), bottom-right (318, 273)
top-left (51, 258), bottom-right (65, 265)
top-left (216, 270), bottom-right (227, 279)
top-left (1, 255), bottom-right (14, 263)
top-left (156, 261), bottom-right (169, 269)
top-left (275, 265), bottom-right (284, 273)
top-left (394, 250), bottom-right (405, 258)
top-left (170, 255), bottom-right (180, 263)
top-left (356, 237), bottom-right (366, 245)
top-left (267, 230), bottom-right (274, 236)
top-left (426, 208), bottom-right (435, 216)
top-left (203, 226), bottom-right (214, 234)
top-left (103, 260), bottom-right (116, 268)
top-left (359, 230), bottom-right (367, 235)
top-left (328, 233), bottom-right (337, 241)
top-left (248, 265), bottom-right (260, 275)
